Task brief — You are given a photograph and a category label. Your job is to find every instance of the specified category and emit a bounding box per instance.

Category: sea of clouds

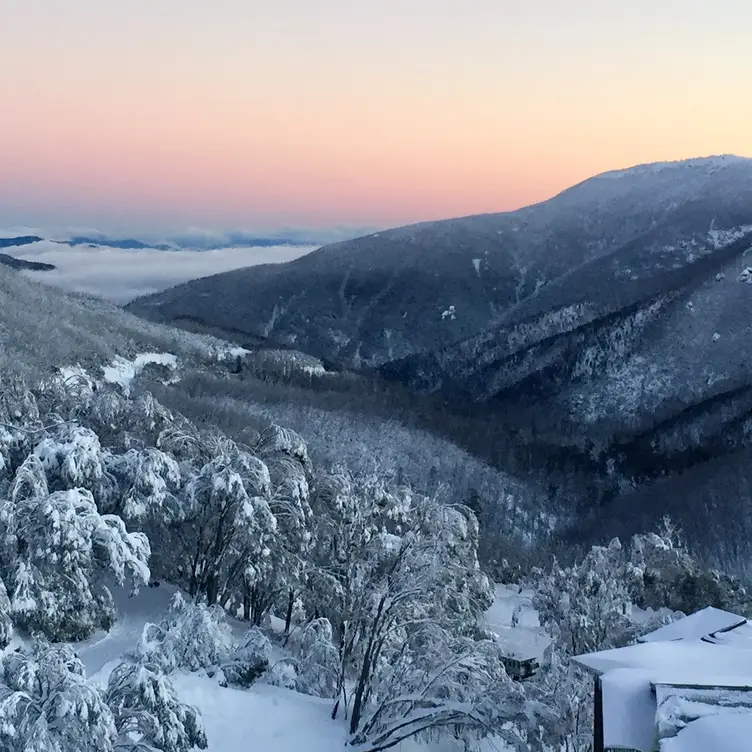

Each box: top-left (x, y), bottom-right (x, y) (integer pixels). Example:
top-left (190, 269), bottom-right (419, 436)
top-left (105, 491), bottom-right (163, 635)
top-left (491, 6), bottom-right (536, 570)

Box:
top-left (11, 239), bottom-right (317, 303)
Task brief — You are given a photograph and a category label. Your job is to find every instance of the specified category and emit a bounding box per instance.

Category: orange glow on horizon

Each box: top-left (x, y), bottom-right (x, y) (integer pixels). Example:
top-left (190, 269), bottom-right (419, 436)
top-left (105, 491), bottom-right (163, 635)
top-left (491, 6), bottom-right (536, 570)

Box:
top-left (2, 1), bottom-right (751, 229)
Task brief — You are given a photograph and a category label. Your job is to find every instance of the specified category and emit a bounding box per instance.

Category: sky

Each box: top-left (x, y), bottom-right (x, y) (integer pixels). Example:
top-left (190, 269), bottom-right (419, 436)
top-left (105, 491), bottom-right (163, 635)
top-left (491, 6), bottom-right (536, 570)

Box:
top-left (2, 0), bottom-right (752, 232)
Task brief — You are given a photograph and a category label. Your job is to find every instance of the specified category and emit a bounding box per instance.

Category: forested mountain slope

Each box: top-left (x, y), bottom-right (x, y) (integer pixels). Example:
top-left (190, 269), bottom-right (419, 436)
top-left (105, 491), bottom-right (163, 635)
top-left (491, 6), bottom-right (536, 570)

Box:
top-left (382, 217), bottom-right (752, 557)
top-left (0, 264), bottom-right (226, 377)
top-left (0, 250), bottom-right (54, 271)
top-left (127, 156), bottom-right (752, 366)
top-left (0, 255), bottom-right (542, 558)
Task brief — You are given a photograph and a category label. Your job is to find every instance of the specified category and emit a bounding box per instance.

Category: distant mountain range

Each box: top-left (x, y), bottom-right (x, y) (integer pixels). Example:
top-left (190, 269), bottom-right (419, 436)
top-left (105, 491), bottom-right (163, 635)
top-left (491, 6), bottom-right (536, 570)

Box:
top-left (0, 252), bottom-right (55, 271)
top-left (0, 228), bottom-right (374, 254)
top-left (62, 233), bottom-right (318, 251)
top-left (0, 235), bottom-right (43, 249)
top-left (125, 155), bottom-right (752, 551)
top-left (0, 230), bottom-right (333, 274)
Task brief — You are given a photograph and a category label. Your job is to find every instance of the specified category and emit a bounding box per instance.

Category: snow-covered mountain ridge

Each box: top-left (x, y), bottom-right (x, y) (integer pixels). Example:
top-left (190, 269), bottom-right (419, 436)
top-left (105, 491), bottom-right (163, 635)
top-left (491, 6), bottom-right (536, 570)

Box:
top-left (126, 155), bottom-right (752, 368)
top-left (122, 156), bottom-right (752, 552)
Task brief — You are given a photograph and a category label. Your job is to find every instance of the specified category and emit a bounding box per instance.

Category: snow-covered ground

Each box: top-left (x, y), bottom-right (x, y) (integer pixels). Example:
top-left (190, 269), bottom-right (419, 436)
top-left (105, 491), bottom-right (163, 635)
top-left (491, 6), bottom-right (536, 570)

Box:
top-left (216, 345), bottom-right (251, 362)
top-left (47, 583), bottom-right (535, 752)
top-left (102, 352), bottom-right (179, 392)
top-left (485, 584), bottom-right (550, 660)
top-left (174, 676), bottom-right (348, 752)
top-left (662, 713), bottom-right (752, 752)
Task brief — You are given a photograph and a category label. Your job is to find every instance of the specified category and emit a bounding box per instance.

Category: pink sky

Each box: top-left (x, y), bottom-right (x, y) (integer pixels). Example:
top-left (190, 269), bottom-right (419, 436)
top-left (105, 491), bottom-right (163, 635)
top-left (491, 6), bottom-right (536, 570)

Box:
top-left (2, 1), bottom-right (751, 231)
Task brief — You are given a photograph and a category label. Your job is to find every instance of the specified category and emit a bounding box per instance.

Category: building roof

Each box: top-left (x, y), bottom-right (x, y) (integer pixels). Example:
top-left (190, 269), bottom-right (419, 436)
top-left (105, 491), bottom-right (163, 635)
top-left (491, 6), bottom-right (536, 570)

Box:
top-left (637, 606), bottom-right (746, 643)
top-left (573, 639), bottom-right (752, 678)
top-left (574, 607), bottom-right (752, 752)
top-left (702, 619), bottom-right (752, 648)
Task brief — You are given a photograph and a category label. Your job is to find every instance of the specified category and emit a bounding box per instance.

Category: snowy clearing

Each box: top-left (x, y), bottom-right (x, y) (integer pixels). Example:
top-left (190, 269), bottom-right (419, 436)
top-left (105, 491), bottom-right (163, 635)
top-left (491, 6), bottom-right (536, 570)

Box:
top-left (102, 352), bottom-right (178, 392)
top-left (485, 585), bottom-right (550, 660)
top-left (58, 364), bottom-right (92, 383)
top-left (174, 675), bottom-right (348, 752)
top-left (216, 345), bottom-right (251, 361)
top-left (61, 583), bottom-right (531, 752)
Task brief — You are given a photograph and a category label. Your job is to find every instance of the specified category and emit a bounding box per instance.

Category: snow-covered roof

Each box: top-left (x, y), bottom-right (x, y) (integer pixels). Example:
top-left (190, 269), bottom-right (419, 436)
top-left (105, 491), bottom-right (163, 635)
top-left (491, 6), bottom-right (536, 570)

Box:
top-left (637, 606), bottom-right (746, 643)
top-left (702, 619), bottom-right (752, 649)
top-left (591, 659), bottom-right (752, 752)
top-left (575, 607), bottom-right (752, 752)
top-left (574, 639), bottom-right (752, 678)
top-left (661, 712), bottom-right (752, 752)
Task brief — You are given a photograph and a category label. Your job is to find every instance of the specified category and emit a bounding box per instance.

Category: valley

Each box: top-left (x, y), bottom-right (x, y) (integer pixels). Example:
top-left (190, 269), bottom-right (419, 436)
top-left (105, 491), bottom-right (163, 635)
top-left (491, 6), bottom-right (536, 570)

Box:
top-left (120, 156), bottom-right (752, 566)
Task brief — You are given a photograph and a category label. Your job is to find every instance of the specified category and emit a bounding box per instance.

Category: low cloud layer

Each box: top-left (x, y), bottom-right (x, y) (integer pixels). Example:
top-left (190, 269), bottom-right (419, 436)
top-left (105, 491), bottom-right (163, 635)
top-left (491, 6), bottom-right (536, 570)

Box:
top-left (14, 241), bottom-right (315, 303)
top-left (0, 224), bottom-right (375, 249)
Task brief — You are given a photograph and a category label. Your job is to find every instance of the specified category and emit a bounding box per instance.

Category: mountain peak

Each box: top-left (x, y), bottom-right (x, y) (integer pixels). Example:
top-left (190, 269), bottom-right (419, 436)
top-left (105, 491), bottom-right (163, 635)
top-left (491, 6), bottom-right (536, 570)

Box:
top-left (594, 153), bottom-right (752, 180)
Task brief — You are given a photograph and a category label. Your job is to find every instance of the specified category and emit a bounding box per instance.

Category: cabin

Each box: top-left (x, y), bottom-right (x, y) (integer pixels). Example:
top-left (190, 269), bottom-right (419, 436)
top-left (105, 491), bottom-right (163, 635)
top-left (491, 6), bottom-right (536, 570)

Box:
top-left (573, 607), bottom-right (752, 751)
top-left (500, 651), bottom-right (539, 680)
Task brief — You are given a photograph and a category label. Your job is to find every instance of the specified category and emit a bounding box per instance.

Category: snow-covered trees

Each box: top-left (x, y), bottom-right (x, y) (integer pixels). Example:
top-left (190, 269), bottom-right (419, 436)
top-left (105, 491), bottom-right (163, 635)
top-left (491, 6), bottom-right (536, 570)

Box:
top-left (305, 470), bottom-right (502, 745)
top-left (179, 454), bottom-right (277, 607)
top-left (152, 423), bottom-right (313, 629)
top-left (0, 642), bottom-right (207, 752)
top-left (629, 519), bottom-right (751, 615)
top-left (350, 625), bottom-right (532, 752)
top-left (1, 482), bottom-right (150, 641)
top-left (0, 382), bottom-right (45, 481)
top-left (257, 448), bottom-right (313, 632)
top-left (0, 643), bottom-right (116, 752)
top-left (106, 447), bottom-right (181, 523)
top-left (523, 647), bottom-right (593, 752)
top-left (222, 627), bottom-right (275, 688)
top-left (293, 618), bottom-right (339, 699)
top-left (533, 538), bottom-right (634, 656)
top-left (105, 660), bottom-right (207, 752)
top-left (137, 593), bottom-right (233, 674)
top-left (525, 525), bottom-right (726, 752)
top-left (0, 578), bottom-right (12, 650)
top-left (526, 539), bottom-right (639, 752)
top-left (34, 425), bottom-right (106, 495)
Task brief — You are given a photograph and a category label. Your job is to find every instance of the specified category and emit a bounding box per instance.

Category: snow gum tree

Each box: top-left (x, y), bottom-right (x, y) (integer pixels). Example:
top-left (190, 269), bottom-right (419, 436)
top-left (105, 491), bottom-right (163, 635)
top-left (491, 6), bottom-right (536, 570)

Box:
top-left (0, 381), bottom-right (43, 479)
top-left (0, 642), bottom-right (117, 752)
top-left (628, 518), bottom-right (751, 615)
top-left (293, 617), bottom-right (339, 699)
top-left (105, 659), bottom-right (207, 752)
top-left (0, 641), bottom-right (208, 752)
top-left (157, 424), bottom-right (311, 625)
top-left (306, 470), bottom-right (507, 747)
top-left (221, 626), bottom-right (275, 688)
top-left (0, 578), bottom-right (12, 649)
top-left (533, 538), bottom-right (634, 657)
top-left (34, 424), bottom-right (106, 495)
top-left (180, 454), bottom-right (277, 607)
top-left (247, 451), bottom-right (312, 629)
top-left (0, 457), bottom-right (150, 640)
top-left (137, 593), bottom-right (233, 674)
top-left (350, 623), bottom-right (534, 752)
top-left (105, 447), bottom-right (182, 523)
